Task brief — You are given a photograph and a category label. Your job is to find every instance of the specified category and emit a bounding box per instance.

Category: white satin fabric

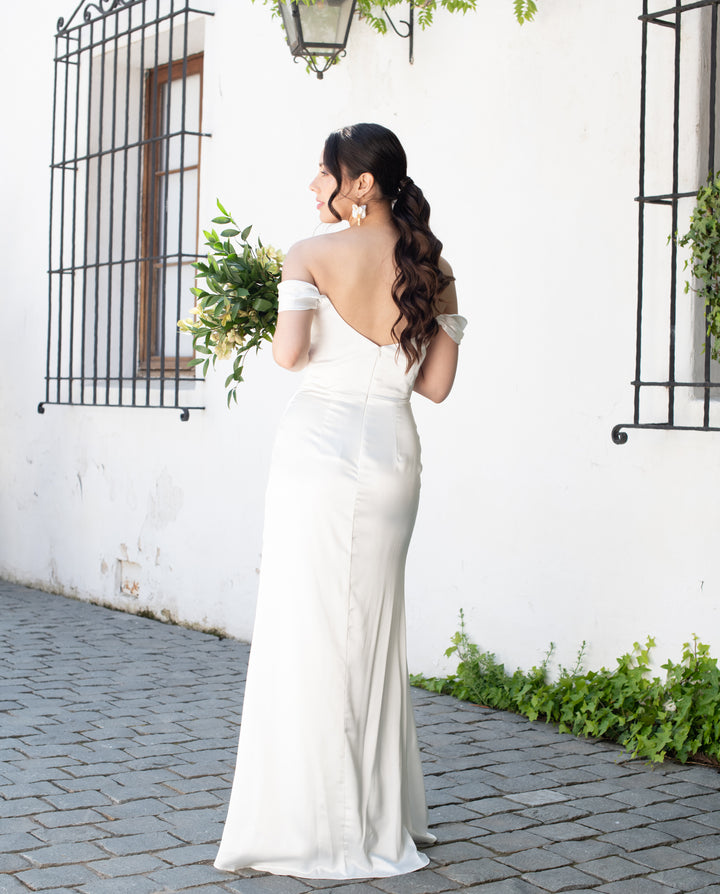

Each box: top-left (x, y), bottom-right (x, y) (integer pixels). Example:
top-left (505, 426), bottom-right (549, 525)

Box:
top-left (215, 281), bottom-right (466, 879)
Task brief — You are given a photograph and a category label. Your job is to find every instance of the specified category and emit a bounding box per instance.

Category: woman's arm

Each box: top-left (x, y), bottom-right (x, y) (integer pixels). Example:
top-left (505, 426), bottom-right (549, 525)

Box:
top-left (413, 260), bottom-right (461, 403)
top-left (272, 242), bottom-right (316, 371)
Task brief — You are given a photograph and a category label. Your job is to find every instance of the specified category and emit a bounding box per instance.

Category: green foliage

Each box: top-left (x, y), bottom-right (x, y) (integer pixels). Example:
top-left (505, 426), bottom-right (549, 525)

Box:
top-left (513, 0), bottom-right (537, 23)
top-left (410, 613), bottom-right (720, 765)
top-left (178, 201), bottom-right (283, 406)
top-left (678, 170), bottom-right (720, 362)
top-left (356, 0), bottom-right (477, 34)
top-left (273, 0), bottom-right (537, 38)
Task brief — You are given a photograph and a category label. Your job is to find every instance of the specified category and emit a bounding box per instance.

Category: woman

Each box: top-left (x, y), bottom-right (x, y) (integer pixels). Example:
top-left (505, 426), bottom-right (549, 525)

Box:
top-left (214, 123), bottom-right (466, 880)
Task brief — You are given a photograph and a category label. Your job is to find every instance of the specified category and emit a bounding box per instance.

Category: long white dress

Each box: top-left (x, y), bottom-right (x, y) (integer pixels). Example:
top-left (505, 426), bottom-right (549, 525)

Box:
top-left (214, 280), bottom-right (466, 880)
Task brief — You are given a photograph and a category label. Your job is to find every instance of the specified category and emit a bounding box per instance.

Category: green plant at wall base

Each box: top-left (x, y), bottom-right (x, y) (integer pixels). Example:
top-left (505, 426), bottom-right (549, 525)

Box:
top-left (178, 201), bottom-right (283, 406)
top-left (410, 612), bottom-right (720, 765)
top-left (678, 170), bottom-right (720, 362)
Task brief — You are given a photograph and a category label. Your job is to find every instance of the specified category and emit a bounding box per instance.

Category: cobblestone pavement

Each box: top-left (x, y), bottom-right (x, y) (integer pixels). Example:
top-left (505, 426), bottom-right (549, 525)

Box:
top-left (2, 581), bottom-right (720, 894)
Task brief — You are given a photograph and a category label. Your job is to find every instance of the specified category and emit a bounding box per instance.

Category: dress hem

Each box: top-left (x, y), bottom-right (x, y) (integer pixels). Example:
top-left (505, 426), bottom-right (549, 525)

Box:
top-left (213, 851), bottom-right (429, 880)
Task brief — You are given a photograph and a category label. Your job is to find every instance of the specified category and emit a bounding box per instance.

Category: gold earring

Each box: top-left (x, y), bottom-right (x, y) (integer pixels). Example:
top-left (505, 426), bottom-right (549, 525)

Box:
top-left (351, 203), bottom-right (367, 226)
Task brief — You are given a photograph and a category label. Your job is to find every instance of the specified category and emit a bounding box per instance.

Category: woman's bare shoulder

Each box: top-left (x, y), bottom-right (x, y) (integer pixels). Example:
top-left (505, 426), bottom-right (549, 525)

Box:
top-left (283, 231), bottom-right (352, 282)
top-left (285, 231), bottom-right (346, 263)
top-left (282, 239), bottom-right (312, 283)
top-left (282, 235), bottom-right (327, 282)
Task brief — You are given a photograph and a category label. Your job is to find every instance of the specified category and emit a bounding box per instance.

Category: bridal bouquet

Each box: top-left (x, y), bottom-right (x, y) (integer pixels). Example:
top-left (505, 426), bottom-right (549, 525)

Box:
top-left (179, 200), bottom-right (284, 405)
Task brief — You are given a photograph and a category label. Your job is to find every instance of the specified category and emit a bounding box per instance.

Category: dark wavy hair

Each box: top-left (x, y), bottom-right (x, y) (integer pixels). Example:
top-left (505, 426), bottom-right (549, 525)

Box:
top-left (322, 123), bottom-right (453, 369)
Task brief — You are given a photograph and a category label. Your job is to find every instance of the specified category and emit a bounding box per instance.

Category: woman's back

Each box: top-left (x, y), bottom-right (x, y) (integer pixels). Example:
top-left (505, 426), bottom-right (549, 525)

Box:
top-left (294, 224), bottom-right (404, 348)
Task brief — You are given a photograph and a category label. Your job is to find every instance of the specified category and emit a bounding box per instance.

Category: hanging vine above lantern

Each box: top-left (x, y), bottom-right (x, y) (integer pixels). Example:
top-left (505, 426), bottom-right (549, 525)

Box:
top-left (356, 0), bottom-right (537, 33)
top-left (274, 0), bottom-right (538, 38)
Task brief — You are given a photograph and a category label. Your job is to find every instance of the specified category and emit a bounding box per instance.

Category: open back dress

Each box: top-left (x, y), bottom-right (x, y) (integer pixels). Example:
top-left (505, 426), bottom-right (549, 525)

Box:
top-left (214, 279), bottom-right (466, 879)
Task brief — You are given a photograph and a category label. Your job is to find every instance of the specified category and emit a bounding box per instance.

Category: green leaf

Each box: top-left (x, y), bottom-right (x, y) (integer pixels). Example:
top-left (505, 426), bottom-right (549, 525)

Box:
top-left (188, 204), bottom-right (283, 398)
top-left (427, 619), bottom-right (720, 766)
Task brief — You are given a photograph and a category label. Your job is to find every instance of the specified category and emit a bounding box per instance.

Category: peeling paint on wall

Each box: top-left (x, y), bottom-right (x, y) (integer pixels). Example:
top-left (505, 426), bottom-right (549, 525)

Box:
top-left (118, 560), bottom-right (141, 598)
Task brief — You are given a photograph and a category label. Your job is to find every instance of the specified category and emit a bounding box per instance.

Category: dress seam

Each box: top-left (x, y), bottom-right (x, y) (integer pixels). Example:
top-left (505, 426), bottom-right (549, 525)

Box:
top-left (341, 349), bottom-right (381, 870)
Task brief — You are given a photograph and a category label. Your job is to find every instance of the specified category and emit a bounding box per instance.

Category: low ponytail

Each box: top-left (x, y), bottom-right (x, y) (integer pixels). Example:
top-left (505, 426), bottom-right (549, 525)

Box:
top-left (391, 177), bottom-right (453, 370)
top-left (322, 124), bottom-right (453, 369)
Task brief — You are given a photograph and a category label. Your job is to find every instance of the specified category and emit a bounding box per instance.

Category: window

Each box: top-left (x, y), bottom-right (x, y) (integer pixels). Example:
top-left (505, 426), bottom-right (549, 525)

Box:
top-left (140, 52), bottom-right (204, 376)
top-left (613, 0), bottom-right (720, 443)
top-left (41, 0), bottom-right (213, 420)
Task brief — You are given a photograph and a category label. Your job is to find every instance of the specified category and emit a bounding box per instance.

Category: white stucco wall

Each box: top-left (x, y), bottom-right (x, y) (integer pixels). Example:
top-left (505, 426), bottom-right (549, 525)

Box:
top-left (1, 0), bottom-right (718, 681)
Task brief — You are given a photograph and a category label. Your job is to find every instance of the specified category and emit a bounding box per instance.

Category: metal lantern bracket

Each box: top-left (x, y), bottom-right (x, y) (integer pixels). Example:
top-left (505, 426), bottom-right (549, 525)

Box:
top-left (382, 4), bottom-right (414, 64)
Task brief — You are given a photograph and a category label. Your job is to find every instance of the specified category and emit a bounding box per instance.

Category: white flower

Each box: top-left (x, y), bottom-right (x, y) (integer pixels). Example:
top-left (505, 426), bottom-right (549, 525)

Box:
top-left (214, 337), bottom-right (233, 360)
top-left (258, 244), bottom-right (285, 274)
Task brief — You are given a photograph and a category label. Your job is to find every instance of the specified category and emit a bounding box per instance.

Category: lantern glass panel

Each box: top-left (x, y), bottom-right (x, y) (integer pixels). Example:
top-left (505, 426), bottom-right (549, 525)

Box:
top-left (278, 1), bottom-right (300, 52)
top-left (299, 0), bottom-right (353, 49)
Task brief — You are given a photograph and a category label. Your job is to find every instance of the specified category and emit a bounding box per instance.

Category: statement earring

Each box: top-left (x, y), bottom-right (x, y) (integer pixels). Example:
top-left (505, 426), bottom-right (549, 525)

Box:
top-left (351, 203), bottom-right (367, 226)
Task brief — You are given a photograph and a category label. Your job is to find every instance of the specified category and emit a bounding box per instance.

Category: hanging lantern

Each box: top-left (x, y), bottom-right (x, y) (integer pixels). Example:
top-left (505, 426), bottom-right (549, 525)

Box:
top-left (278, 0), bottom-right (358, 79)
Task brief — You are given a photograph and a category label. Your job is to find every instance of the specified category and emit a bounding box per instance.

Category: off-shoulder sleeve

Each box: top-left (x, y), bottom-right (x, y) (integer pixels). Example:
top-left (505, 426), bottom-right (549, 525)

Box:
top-left (278, 280), bottom-right (321, 312)
top-left (436, 313), bottom-right (468, 345)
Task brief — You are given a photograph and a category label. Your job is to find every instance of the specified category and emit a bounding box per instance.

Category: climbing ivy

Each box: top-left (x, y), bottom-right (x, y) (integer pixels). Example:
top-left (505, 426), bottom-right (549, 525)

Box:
top-left (678, 170), bottom-right (720, 362)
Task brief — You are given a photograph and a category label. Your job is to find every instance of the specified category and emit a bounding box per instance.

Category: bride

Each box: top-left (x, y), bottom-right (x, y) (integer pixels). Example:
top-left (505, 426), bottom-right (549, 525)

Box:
top-left (214, 122), bottom-right (466, 880)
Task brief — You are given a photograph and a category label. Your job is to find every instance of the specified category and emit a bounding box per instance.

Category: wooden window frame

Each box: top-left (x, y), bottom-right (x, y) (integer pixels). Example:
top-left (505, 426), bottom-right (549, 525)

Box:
top-left (139, 51), bottom-right (204, 376)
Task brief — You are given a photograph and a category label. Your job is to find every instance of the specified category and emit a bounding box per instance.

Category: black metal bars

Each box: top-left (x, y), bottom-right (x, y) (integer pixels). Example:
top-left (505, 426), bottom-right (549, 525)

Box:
top-left (613, 0), bottom-right (720, 443)
top-left (41, 0), bottom-right (212, 421)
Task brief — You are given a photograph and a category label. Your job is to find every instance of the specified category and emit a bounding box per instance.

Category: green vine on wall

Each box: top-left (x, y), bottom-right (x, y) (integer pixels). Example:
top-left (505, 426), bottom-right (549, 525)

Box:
top-left (274, 0), bottom-right (538, 35)
top-left (356, 0), bottom-right (538, 32)
top-left (678, 170), bottom-right (720, 362)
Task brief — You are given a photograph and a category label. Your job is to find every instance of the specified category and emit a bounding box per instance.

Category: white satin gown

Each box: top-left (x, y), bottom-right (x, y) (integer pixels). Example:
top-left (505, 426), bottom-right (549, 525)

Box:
top-left (214, 280), bottom-right (467, 879)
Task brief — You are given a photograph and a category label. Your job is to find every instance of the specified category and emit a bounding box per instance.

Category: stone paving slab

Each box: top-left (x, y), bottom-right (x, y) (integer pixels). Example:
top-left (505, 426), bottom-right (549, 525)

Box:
top-left (1, 580), bottom-right (719, 893)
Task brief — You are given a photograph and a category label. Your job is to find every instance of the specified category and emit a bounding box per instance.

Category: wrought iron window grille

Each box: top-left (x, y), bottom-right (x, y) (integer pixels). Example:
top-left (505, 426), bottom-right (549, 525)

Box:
top-left (41, 0), bottom-right (213, 422)
top-left (613, 0), bottom-right (720, 443)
